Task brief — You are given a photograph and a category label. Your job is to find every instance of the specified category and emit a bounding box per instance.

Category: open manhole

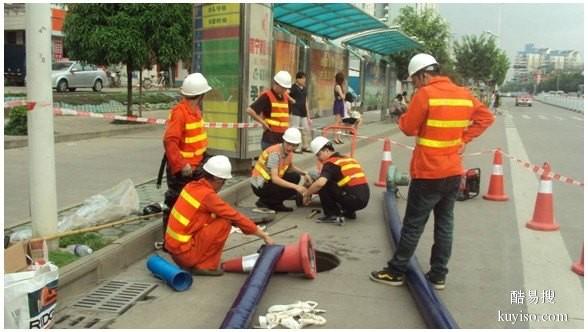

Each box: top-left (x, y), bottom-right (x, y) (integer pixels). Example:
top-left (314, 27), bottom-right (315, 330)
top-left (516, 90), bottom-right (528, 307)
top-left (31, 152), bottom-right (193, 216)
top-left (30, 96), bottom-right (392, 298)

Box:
top-left (315, 250), bottom-right (340, 272)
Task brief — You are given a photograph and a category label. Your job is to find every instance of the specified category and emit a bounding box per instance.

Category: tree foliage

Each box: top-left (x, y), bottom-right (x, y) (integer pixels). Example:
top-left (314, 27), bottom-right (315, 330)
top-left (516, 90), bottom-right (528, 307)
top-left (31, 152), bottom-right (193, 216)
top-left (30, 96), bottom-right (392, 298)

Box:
top-left (453, 34), bottom-right (510, 88)
top-left (392, 6), bottom-right (453, 80)
top-left (63, 4), bottom-right (192, 115)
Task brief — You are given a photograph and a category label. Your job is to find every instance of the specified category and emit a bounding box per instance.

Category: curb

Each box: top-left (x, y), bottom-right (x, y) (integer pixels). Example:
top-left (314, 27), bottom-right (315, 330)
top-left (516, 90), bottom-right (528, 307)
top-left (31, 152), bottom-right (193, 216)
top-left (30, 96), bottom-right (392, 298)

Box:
top-left (4, 124), bottom-right (161, 150)
top-left (56, 123), bottom-right (399, 304)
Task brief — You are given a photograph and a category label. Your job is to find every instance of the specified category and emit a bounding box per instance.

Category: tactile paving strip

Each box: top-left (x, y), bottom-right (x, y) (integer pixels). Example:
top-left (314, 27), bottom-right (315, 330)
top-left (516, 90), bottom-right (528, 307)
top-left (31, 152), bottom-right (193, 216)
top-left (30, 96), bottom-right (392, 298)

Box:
top-left (70, 280), bottom-right (157, 314)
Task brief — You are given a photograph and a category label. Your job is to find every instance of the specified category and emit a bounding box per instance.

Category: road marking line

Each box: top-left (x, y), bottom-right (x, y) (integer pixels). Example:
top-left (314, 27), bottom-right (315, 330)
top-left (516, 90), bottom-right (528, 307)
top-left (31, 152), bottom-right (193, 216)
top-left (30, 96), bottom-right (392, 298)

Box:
top-left (553, 116), bottom-right (564, 121)
top-left (506, 123), bottom-right (583, 328)
top-left (571, 116), bottom-right (583, 121)
top-left (538, 115), bottom-right (548, 120)
top-left (521, 115), bottom-right (531, 120)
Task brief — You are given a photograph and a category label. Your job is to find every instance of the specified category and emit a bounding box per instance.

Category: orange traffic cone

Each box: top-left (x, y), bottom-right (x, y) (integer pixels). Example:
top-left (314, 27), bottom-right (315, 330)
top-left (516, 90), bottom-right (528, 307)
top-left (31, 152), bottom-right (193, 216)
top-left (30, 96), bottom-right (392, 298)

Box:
top-left (572, 245), bottom-right (583, 276)
top-left (374, 138), bottom-right (393, 187)
top-left (221, 233), bottom-right (317, 279)
top-left (483, 149), bottom-right (509, 201)
top-left (526, 162), bottom-right (559, 231)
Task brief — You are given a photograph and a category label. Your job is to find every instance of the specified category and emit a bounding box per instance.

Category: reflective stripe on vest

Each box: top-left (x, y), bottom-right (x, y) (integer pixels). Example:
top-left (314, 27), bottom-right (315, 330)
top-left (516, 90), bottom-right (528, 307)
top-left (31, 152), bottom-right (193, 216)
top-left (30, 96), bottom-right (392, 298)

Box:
top-left (417, 137), bottom-right (462, 148)
top-left (252, 145), bottom-right (290, 181)
top-left (165, 189), bottom-right (202, 245)
top-left (329, 157), bottom-right (367, 187)
top-left (429, 98), bottom-right (474, 107)
top-left (184, 132), bottom-right (207, 144)
top-left (426, 119), bottom-right (470, 128)
top-left (180, 147), bottom-right (207, 158)
top-left (166, 226), bottom-right (192, 243)
top-left (264, 91), bottom-right (289, 133)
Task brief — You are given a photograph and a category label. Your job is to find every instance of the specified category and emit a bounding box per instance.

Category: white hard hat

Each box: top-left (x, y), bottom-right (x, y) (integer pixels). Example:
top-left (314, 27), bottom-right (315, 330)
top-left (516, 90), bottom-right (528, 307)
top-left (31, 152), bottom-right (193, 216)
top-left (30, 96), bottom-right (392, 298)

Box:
top-left (282, 127), bottom-right (302, 145)
top-left (407, 53), bottom-right (438, 77)
top-left (203, 155), bottom-right (232, 179)
top-left (273, 71), bottom-right (292, 89)
top-left (310, 136), bottom-right (331, 155)
top-left (181, 73), bottom-right (212, 96)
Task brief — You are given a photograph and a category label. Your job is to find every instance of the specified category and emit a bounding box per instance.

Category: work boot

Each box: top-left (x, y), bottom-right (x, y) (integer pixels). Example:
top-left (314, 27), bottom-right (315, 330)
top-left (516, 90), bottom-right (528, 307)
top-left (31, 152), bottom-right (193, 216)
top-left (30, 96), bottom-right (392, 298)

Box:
top-left (191, 268), bottom-right (224, 276)
top-left (316, 215), bottom-right (345, 226)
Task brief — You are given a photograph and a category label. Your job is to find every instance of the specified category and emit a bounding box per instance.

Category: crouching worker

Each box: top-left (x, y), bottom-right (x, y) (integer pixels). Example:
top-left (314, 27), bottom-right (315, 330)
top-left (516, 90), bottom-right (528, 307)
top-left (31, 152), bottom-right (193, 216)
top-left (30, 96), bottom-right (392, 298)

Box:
top-left (303, 136), bottom-right (370, 224)
top-left (165, 155), bottom-right (274, 276)
top-left (251, 127), bottom-right (312, 212)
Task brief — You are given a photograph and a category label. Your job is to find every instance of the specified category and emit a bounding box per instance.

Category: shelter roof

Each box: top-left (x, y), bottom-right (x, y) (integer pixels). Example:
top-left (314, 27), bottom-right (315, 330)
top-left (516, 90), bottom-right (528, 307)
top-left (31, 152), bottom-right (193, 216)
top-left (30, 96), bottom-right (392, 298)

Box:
top-left (342, 29), bottom-right (423, 56)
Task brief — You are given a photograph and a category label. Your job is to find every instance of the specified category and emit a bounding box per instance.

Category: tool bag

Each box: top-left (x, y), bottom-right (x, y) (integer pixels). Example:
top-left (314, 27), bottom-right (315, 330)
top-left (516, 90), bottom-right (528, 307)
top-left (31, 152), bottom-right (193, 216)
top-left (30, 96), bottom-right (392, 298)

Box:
top-left (456, 168), bottom-right (480, 201)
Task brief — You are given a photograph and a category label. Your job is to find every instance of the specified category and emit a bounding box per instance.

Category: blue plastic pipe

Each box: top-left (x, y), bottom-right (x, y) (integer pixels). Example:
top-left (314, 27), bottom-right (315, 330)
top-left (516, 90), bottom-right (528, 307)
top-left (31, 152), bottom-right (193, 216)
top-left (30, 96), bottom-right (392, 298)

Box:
top-left (220, 245), bottom-right (285, 329)
top-left (383, 191), bottom-right (459, 329)
top-left (146, 254), bottom-right (193, 292)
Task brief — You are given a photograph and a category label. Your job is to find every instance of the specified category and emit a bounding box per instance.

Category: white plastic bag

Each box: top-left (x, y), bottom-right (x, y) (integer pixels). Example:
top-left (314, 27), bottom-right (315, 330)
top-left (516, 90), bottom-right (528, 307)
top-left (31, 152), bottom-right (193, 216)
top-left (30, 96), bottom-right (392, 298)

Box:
top-left (10, 179), bottom-right (139, 242)
top-left (4, 263), bottom-right (59, 329)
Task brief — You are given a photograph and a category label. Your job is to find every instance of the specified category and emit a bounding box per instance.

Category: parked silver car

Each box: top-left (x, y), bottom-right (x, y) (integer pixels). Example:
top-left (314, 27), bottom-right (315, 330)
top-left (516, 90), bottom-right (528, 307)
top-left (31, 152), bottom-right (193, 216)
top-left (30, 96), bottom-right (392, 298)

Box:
top-left (51, 61), bottom-right (108, 92)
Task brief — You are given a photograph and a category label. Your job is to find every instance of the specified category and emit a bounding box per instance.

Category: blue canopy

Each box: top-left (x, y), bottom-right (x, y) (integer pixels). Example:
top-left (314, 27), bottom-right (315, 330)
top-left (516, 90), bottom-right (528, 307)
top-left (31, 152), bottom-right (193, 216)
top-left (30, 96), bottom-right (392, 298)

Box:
top-left (343, 29), bottom-right (423, 56)
top-left (273, 3), bottom-right (388, 40)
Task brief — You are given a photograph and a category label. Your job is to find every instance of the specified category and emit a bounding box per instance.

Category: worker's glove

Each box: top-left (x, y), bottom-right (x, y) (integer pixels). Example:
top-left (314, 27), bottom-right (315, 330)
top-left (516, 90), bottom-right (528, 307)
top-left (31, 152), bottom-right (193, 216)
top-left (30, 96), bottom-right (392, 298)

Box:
top-left (181, 164), bottom-right (193, 177)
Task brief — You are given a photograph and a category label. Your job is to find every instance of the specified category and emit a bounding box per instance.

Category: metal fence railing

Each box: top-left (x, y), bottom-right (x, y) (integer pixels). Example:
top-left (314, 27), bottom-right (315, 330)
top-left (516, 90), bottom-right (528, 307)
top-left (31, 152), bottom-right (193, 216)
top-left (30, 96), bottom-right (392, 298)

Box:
top-left (534, 94), bottom-right (584, 114)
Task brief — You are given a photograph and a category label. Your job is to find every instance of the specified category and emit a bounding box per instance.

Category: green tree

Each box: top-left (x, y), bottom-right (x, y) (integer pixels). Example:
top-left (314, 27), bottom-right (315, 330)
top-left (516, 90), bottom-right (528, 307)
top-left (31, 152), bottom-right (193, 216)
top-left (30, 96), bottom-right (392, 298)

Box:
top-left (64, 4), bottom-right (192, 116)
top-left (391, 6), bottom-right (453, 80)
top-left (453, 34), bottom-right (510, 88)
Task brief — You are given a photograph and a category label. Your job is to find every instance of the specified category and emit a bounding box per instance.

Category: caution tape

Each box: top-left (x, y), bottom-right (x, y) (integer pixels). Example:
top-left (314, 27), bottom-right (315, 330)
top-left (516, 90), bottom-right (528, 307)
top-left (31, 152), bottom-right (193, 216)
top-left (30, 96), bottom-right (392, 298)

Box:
top-left (500, 150), bottom-right (583, 187)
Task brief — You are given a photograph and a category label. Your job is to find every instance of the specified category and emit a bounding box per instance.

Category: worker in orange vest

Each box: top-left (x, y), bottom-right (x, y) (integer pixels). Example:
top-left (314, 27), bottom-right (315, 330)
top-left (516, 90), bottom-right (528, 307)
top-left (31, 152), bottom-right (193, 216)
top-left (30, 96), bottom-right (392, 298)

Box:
top-left (247, 71), bottom-right (292, 150)
top-left (370, 53), bottom-right (494, 290)
top-left (251, 128), bottom-right (312, 212)
top-left (165, 155), bottom-right (274, 276)
top-left (157, 73), bottom-right (212, 249)
top-left (303, 136), bottom-right (370, 225)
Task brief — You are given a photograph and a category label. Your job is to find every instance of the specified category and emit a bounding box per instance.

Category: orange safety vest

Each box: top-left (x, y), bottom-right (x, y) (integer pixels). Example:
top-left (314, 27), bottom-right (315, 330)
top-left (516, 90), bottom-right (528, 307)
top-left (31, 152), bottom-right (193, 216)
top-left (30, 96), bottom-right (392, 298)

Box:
top-left (263, 90), bottom-right (289, 134)
top-left (251, 143), bottom-right (292, 181)
top-left (165, 183), bottom-right (212, 254)
top-left (326, 156), bottom-right (367, 187)
top-left (415, 95), bottom-right (474, 156)
top-left (166, 100), bottom-right (208, 167)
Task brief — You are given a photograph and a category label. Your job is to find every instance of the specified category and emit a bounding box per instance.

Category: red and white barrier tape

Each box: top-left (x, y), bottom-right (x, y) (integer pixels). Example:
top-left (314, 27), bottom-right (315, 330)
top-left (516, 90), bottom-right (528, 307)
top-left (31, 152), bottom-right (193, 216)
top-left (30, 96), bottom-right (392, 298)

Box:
top-left (500, 150), bottom-right (583, 187)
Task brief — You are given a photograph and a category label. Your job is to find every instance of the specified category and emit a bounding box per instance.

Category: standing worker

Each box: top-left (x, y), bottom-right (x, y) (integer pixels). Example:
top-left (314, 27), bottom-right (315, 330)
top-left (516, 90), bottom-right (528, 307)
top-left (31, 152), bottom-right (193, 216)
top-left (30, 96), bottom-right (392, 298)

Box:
top-left (247, 71), bottom-right (292, 150)
top-left (289, 72), bottom-right (312, 153)
top-left (165, 155), bottom-right (274, 276)
top-left (303, 136), bottom-right (370, 224)
top-left (370, 53), bottom-right (494, 290)
top-left (157, 73), bottom-right (212, 249)
top-left (251, 128), bottom-right (311, 212)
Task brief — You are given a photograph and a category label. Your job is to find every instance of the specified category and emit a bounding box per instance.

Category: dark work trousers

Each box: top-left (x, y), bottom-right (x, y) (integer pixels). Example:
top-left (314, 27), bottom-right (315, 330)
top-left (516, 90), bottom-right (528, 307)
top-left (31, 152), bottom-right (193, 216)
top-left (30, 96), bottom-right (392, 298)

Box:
top-left (251, 172), bottom-right (300, 207)
top-left (387, 175), bottom-right (461, 279)
top-left (318, 182), bottom-right (370, 217)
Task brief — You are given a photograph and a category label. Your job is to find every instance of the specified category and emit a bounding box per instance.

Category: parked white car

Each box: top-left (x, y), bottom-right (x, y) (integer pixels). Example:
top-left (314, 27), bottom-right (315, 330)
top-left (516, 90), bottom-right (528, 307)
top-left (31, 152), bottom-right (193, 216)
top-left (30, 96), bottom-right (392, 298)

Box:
top-left (51, 61), bottom-right (108, 92)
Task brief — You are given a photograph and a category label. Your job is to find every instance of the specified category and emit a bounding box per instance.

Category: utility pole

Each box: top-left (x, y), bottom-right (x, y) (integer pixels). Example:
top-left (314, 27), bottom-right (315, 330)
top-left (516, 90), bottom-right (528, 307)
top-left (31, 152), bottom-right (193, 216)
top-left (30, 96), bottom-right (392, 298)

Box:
top-left (25, 4), bottom-right (58, 249)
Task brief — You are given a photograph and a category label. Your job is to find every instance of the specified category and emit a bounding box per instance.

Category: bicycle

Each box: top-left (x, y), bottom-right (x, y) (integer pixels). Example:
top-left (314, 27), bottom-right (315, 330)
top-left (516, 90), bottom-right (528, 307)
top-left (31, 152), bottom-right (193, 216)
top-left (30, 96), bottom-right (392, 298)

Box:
top-left (142, 71), bottom-right (168, 90)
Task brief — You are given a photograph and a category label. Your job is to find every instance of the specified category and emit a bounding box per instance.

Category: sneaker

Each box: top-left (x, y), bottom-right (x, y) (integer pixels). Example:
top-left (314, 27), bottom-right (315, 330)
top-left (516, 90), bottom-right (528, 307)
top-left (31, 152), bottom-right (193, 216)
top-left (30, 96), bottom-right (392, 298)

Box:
top-left (369, 270), bottom-right (404, 286)
top-left (316, 215), bottom-right (345, 225)
top-left (191, 268), bottom-right (224, 276)
top-left (255, 200), bottom-right (272, 209)
top-left (270, 204), bottom-right (294, 212)
top-left (425, 272), bottom-right (446, 290)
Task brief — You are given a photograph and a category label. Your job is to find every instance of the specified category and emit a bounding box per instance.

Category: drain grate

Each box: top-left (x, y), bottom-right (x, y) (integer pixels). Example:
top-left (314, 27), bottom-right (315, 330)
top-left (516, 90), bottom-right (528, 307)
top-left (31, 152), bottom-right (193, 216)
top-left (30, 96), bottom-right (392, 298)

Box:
top-left (70, 280), bottom-right (157, 314)
top-left (53, 310), bottom-right (117, 329)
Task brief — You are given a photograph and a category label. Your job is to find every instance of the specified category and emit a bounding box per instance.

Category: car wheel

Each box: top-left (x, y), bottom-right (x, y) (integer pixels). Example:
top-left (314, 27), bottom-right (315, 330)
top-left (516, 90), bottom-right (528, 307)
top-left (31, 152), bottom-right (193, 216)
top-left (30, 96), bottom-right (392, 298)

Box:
top-left (93, 79), bottom-right (103, 92)
top-left (68, 88), bottom-right (76, 92)
top-left (57, 79), bottom-right (68, 93)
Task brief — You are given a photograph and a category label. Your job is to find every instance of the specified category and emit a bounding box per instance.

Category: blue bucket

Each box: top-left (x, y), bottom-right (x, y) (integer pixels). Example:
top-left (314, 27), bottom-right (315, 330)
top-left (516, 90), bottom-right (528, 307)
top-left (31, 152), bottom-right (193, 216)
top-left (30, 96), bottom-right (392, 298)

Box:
top-left (146, 254), bottom-right (193, 292)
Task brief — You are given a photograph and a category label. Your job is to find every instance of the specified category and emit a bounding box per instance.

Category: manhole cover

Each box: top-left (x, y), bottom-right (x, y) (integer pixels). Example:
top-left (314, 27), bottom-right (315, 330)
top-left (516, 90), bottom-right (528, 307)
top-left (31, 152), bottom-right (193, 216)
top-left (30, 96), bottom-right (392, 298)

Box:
top-left (53, 310), bottom-right (117, 329)
top-left (70, 280), bottom-right (157, 314)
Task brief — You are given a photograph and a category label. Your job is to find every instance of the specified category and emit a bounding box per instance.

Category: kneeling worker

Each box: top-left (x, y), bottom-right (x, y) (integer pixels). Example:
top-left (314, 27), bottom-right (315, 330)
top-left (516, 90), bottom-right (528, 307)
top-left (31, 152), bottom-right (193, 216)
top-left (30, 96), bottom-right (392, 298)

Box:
top-left (165, 155), bottom-right (274, 276)
top-left (251, 127), bottom-right (312, 212)
top-left (303, 136), bottom-right (370, 223)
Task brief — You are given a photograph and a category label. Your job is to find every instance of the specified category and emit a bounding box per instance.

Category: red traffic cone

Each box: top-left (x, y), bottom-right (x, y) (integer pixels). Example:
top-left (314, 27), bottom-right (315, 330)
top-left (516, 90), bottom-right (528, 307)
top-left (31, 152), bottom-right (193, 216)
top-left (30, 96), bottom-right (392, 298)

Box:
top-left (526, 162), bottom-right (559, 231)
top-left (572, 245), bottom-right (584, 276)
top-left (221, 233), bottom-right (317, 279)
top-left (374, 138), bottom-right (393, 187)
top-left (483, 149), bottom-right (509, 201)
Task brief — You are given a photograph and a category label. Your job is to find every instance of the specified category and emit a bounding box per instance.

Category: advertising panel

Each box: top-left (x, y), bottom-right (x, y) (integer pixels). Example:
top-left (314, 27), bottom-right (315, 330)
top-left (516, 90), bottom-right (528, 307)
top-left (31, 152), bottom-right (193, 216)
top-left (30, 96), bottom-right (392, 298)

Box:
top-left (363, 57), bottom-right (387, 110)
top-left (273, 30), bottom-right (298, 77)
top-left (308, 40), bottom-right (347, 117)
top-left (244, 3), bottom-right (272, 156)
top-left (194, 4), bottom-right (241, 154)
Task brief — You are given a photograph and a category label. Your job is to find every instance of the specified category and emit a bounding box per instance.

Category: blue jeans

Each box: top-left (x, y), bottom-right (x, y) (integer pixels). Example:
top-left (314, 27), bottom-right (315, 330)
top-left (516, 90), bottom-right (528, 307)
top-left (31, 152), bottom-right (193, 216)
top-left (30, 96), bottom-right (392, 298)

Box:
top-left (387, 175), bottom-right (461, 279)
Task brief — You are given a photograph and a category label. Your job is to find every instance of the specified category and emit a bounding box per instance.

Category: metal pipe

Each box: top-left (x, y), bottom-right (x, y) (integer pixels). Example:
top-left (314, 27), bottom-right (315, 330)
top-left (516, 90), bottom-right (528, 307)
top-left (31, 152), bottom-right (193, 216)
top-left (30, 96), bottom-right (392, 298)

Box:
top-left (383, 191), bottom-right (459, 329)
top-left (220, 244), bottom-right (285, 329)
top-left (25, 4), bottom-right (59, 249)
